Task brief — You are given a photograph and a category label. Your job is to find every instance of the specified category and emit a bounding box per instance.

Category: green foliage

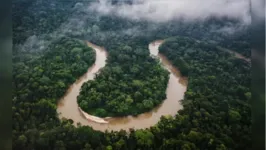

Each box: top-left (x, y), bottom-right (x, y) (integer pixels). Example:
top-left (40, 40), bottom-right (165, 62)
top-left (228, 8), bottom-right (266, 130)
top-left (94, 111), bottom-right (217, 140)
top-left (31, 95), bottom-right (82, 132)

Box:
top-left (12, 0), bottom-right (78, 45)
top-left (228, 110), bottom-right (242, 123)
top-left (13, 35), bottom-right (251, 150)
top-left (106, 145), bottom-right (112, 150)
top-left (13, 37), bottom-right (95, 103)
top-left (17, 135), bottom-right (27, 146)
top-left (78, 39), bottom-right (169, 117)
top-left (12, 1), bottom-right (251, 149)
top-left (12, 37), bottom-right (96, 149)
top-left (135, 130), bottom-right (154, 147)
top-left (158, 36), bottom-right (251, 149)
top-left (220, 35), bottom-right (251, 58)
top-left (94, 108), bottom-right (107, 117)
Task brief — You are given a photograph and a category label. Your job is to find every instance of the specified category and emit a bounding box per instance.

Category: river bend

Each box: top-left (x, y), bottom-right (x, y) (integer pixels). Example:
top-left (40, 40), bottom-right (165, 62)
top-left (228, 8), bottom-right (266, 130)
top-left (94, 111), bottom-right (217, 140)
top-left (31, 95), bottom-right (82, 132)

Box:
top-left (57, 41), bottom-right (187, 131)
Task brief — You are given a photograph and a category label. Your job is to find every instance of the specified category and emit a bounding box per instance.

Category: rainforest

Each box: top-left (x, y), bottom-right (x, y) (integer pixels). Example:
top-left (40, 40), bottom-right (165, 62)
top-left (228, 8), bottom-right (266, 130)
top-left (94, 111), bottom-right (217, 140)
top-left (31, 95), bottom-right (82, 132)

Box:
top-left (13, 0), bottom-right (251, 149)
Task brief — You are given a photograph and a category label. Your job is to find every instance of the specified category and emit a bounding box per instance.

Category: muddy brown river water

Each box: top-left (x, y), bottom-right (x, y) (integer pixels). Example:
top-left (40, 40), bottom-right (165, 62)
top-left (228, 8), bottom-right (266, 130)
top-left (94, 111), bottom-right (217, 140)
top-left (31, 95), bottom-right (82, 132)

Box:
top-left (57, 40), bottom-right (188, 131)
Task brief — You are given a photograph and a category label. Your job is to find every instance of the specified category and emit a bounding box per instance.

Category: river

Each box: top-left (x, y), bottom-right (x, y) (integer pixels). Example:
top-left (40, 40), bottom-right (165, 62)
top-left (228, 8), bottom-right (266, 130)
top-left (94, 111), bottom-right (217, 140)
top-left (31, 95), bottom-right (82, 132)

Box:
top-left (57, 40), bottom-right (187, 132)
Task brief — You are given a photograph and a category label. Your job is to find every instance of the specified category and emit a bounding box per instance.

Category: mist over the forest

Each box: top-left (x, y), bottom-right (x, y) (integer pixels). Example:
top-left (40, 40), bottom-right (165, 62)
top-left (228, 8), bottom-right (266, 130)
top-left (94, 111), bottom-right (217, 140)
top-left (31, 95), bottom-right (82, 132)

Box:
top-left (251, 0), bottom-right (264, 20)
top-left (15, 0), bottom-right (252, 53)
top-left (91, 0), bottom-right (251, 24)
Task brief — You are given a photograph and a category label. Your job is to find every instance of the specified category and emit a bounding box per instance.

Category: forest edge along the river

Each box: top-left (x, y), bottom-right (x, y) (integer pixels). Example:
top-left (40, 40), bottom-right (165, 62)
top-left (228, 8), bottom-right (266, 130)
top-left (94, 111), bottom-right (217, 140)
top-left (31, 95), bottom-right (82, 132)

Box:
top-left (57, 41), bottom-right (109, 125)
top-left (57, 39), bottom-right (250, 132)
top-left (57, 40), bottom-right (188, 132)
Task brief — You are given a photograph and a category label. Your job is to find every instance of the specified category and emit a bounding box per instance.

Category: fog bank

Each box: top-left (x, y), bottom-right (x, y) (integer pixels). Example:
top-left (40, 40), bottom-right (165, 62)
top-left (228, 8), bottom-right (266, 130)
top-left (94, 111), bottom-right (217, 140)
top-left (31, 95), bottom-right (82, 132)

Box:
top-left (90, 0), bottom-right (251, 24)
top-left (16, 0), bottom-right (252, 53)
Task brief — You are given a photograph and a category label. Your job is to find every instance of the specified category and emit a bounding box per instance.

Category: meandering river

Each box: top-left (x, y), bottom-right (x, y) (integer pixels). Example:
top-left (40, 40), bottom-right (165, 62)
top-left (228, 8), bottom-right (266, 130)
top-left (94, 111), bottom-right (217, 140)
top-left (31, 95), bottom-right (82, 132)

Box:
top-left (57, 40), bottom-right (187, 131)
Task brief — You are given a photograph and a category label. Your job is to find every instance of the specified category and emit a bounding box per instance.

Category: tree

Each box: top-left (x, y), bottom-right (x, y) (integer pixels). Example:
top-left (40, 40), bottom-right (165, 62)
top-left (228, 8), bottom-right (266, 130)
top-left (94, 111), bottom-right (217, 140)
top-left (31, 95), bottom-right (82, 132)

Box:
top-left (106, 145), bottom-right (112, 150)
top-left (187, 131), bottom-right (202, 143)
top-left (228, 110), bottom-right (241, 123)
top-left (95, 108), bottom-right (107, 117)
top-left (55, 141), bottom-right (66, 150)
top-left (244, 92), bottom-right (251, 100)
top-left (17, 135), bottom-right (27, 147)
top-left (114, 139), bottom-right (125, 150)
top-left (135, 130), bottom-right (154, 147)
top-left (83, 143), bottom-right (92, 150)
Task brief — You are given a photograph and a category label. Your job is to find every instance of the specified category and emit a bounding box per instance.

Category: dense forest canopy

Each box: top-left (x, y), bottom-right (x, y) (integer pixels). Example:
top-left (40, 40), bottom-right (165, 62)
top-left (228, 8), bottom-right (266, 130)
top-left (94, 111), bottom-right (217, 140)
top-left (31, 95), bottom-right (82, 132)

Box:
top-left (158, 37), bottom-right (251, 149)
top-left (13, 37), bottom-right (95, 135)
top-left (13, 0), bottom-right (251, 149)
top-left (78, 39), bottom-right (169, 117)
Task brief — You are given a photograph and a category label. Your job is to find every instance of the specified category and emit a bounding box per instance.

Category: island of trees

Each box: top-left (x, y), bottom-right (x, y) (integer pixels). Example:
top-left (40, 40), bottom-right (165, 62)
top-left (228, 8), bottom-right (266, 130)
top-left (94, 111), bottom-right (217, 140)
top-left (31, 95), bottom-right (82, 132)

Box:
top-left (77, 40), bottom-right (169, 117)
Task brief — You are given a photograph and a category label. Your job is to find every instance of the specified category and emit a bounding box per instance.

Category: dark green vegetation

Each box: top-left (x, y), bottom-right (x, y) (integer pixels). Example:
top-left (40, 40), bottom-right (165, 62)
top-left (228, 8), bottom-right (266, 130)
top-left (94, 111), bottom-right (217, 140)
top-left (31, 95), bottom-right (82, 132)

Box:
top-left (13, 36), bottom-right (251, 150)
top-left (13, 37), bottom-right (95, 102)
top-left (159, 37), bottom-right (251, 149)
top-left (13, 0), bottom-right (251, 149)
top-left (78, 41), bottom-right (169, 117)
top-left (12, 0), bottom-right (78, 45)
top-left (148, 18), bottom-right (251, 59)
top-left (13, 37), bottom-right (96, 149)
top-left (220, 31), bottom-right (251, 58)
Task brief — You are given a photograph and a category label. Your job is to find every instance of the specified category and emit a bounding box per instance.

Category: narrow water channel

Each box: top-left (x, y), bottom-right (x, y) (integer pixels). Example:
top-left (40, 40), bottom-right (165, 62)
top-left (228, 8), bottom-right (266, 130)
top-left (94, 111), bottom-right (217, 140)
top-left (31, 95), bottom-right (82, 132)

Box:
top-left (57, 40), bottom-right (187, 131)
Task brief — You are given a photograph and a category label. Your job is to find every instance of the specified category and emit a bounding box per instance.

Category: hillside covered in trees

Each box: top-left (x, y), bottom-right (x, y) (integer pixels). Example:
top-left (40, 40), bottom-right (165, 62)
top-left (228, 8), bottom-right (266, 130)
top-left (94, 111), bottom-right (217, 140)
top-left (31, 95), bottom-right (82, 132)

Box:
top-left (12, 0), bottom-right (251, 149)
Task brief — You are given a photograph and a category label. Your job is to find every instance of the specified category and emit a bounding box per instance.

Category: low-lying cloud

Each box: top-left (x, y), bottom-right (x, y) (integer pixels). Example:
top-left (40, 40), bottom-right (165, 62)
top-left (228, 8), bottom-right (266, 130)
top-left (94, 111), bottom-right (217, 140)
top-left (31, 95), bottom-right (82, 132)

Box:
top-left (90, 0), bottom-right (251, 24)
top-left (16, 0), bottom-right (252, 53)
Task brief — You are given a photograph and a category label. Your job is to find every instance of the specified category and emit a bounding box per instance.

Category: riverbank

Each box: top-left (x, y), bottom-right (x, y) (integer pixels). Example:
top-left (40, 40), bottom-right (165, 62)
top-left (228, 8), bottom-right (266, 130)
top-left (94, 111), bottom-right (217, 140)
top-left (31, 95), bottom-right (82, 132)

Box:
top-left (57, 40), bottom-right (187, 132)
